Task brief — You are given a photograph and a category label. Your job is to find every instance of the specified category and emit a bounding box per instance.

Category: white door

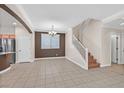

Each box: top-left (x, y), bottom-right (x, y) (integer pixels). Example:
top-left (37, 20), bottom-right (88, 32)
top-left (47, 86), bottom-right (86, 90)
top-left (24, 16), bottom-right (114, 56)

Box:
top-left (111, 35), bottom-right (119, 64)
top-left (120, 34), bottom-right (124, 64)
top-left (16, 36), bottom-right (31, 63)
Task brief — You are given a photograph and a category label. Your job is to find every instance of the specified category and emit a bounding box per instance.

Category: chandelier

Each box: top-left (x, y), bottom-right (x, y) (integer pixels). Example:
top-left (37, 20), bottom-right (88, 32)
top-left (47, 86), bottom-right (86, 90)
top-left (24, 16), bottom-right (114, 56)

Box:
top-left (48, 25), bottom-right (57, 36)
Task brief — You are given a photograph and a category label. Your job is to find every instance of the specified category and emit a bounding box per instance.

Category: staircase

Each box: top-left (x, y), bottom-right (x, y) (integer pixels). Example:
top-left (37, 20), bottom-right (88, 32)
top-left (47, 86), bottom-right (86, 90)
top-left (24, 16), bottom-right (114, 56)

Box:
top-left (72, 35), bottom-right (100, 69)
top-left (88, 52), bottom-right (100, 69)
top-left (72, 18), bottom-right (100, 69)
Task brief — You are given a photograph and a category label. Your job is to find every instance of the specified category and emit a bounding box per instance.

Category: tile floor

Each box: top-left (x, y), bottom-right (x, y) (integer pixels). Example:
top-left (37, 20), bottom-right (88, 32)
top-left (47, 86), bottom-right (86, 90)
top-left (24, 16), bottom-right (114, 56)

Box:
top-left (0, 58), bottom-right (124, 88)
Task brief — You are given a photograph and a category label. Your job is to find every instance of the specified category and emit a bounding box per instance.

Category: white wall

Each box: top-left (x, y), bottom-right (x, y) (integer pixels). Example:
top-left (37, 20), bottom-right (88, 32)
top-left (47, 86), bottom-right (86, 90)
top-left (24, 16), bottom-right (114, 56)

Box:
top-left (0, 24), bottom-right (15, 34)
top-left (101, 28), bottom-right (112, 66)
top-left (65, 29), bottom-right (88, 70)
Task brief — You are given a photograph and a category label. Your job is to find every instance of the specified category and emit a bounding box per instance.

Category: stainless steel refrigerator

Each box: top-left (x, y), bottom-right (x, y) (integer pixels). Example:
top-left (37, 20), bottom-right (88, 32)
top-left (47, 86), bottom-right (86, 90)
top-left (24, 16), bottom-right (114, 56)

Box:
top-left (0, 36), bottom-right (16, 64)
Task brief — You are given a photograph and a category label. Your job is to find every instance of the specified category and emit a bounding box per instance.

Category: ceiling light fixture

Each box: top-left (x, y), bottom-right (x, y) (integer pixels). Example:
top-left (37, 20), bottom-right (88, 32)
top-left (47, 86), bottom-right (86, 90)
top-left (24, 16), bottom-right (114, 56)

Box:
top-left (48, 25), bottom-right (57, 37)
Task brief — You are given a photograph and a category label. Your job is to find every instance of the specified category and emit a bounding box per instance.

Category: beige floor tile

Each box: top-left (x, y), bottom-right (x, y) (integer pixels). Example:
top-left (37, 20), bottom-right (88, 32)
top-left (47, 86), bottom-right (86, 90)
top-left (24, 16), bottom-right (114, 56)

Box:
top-left (1, 58), bottom-right (124, 88)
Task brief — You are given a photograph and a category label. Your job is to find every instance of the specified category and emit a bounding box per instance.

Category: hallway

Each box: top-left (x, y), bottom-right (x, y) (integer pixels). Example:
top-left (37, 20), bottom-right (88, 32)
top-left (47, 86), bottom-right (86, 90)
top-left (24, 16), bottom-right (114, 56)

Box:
top-left (0, 58), bottom-right (124, 88)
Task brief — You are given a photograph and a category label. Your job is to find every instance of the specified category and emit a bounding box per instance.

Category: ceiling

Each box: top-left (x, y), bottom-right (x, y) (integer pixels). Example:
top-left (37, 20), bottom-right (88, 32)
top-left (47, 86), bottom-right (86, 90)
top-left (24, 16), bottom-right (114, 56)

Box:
top-left (20, 4), bottom-right (124, 32)
top-left (0, 8), bottom-right (21, 34)
top-left (104, 18), bottom-right (124, 30)
top-left (0, 8), bottom-right (18, 26)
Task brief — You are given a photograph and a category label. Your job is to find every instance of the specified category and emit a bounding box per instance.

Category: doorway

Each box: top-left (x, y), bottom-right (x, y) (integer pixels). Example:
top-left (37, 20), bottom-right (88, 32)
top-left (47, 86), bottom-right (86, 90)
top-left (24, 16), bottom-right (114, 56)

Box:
top-left (111, 34), bottom-right (120, 64)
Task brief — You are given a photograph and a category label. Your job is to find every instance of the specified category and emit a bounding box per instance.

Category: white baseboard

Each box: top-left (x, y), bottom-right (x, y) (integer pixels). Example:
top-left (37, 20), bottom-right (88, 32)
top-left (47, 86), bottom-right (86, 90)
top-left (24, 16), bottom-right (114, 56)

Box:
top-left (0, 66), bottom-right (11, 74)
top-left (30, 59), bottom-right (34, 62)
top-left (16, 59), bottom-right (34, 63)
top-left (100, 64), bottom-right (111, 67)
top-left (35, 56), bottom-right (65, 60)
top-left (66, 57), bottom-right (88, 70)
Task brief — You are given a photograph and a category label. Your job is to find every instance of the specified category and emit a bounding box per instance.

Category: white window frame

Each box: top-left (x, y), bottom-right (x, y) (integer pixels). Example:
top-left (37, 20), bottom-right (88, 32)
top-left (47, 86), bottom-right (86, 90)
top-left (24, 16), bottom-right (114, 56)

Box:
top-left (41, 33), bottom-right (60, 49)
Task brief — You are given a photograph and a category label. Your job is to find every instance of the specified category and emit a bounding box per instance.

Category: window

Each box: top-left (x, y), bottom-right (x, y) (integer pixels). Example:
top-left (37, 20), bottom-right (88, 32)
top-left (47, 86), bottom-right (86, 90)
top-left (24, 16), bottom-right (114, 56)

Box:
top-left (41, 33), bottom-right (60, 49)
